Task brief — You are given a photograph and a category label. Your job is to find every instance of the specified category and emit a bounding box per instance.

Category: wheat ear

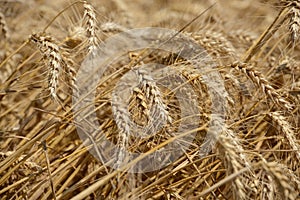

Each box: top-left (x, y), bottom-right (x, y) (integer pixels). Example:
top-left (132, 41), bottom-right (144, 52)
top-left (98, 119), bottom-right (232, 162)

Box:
top-left (218, 128), bottom-right (254, 200)
top-left (130, 86), bottom-right (150, 125)
top-left (283, 0), bottom-right (300, 45)
top-left (30, 33), bottom-right (62, 100)
top-left (61, 51), bottom-right (78, 93)
top-left (191, 30), bottom-right (236, 58)
top-left (228, 29), bottom-right (257, 45)
top-left (112, 98), bottom-right (131, 168)
top-left (230, 62), bottom-right (292, 110)
top-left (100, 22), bottom-right (128, 33)
top-left (0, 12), bottom-right (9, 39)
top-left (83, 1), bottom-right (99, 55)
top-left (261, 159), bottom-right (298, 200)
top-left (268, 111), bottom-right (300, 162)
top-left (112, 0), bottom-right (132, 26)
top-left (136, 69), bottom-right (172, 128)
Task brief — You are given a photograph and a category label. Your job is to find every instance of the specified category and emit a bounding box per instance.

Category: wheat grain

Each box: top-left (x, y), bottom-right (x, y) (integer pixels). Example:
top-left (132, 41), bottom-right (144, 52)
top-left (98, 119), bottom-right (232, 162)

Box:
top-left (289, 6), bottom-right (300, 45)
top-left (230, 62), bottom-right (292, 110)
top-left (29, 33), bottom-right (62, 100)
top-left (129, 86), bottom-right (150, 125)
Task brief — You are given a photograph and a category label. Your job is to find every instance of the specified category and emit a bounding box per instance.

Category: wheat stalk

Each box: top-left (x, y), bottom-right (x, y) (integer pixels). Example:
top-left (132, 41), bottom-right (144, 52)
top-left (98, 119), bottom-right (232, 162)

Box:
top-left (0, 151), bottom-right (42, 172)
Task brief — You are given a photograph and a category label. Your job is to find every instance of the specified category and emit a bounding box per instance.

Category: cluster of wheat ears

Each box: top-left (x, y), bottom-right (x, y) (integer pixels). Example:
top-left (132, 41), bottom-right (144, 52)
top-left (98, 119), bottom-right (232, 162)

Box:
top-left (0, 0), bottom-right (299, 199)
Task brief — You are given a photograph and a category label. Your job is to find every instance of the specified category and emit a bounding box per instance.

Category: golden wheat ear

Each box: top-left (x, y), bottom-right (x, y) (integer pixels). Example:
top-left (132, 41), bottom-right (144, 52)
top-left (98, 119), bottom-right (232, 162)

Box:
top-left (261, 159), bottom-right (298, 200)
top-left (267, 112), bottom-right (300, 162)
top-left (29, 33), bottom-right (62, 101)
top-left (217, 128), bottom-right (253, 200)
top-left (0, 12), bottom-right (9, 39)
top-left (229, 62), bottom-right (293, 110)
top-left (282, 0), bottom-right (300, 45)
top-left (83, 1), bottom-right (99, 55)
top-left (100, 22), bottom-right (128, 33)
top-left (61, 50), bottom-right (78, 94)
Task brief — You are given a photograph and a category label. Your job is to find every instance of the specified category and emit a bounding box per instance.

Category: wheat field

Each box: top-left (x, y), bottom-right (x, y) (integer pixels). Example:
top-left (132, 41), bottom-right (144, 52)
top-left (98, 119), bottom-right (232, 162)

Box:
top-left (0, 0), bottom-right (299, 199)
